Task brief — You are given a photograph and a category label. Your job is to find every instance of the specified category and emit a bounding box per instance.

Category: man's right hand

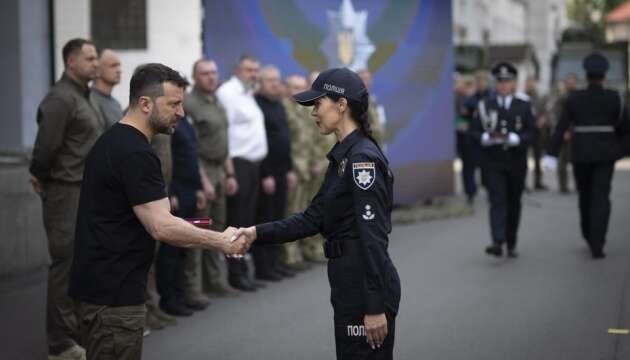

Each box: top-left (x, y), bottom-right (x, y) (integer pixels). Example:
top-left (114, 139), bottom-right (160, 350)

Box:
top-left (30, 175), bottom-right (43, 194)
top-left (225, 176), bottom-right (239, 196)
top-left (202, 179), bottom-right (216, 201)
top-left (262, 176), bottom-right (276, 195)
top-left (310, 164), bottom-right (321, 178)
top-left (220, 227), bottom-right (250, 256)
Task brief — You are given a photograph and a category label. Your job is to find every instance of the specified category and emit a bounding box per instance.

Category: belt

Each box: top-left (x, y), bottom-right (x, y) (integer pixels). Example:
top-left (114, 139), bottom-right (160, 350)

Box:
top-left (323, 238), bottom-right (362, 259)
top-left (573, 126), bottom-right (615, 133)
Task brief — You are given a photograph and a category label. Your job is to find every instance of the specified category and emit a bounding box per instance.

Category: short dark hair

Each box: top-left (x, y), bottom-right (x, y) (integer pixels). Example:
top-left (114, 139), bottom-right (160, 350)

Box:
top-left (62, 38), bottom-right (95, 66)
top-left (191, 58), bottom-right (216, 77)
top-left (129, 63), bottom-right (189, 106)
top-left (237, 54), bottom-right (259, 67)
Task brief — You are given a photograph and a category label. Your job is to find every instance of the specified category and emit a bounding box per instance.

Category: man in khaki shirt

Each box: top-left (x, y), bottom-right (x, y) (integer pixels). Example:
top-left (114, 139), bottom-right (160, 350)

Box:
top-left (184, 59), bottom-right (240, 299)
top-left (29, 38), bottom-right (104, 360)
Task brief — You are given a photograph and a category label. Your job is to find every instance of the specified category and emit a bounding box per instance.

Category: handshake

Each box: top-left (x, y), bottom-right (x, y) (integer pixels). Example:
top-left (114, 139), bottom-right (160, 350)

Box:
top-left (218, 226), bottom-right (257, 257)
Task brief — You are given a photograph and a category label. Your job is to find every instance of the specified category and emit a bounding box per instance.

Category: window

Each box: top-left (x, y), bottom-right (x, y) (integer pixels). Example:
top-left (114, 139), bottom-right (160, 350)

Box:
top-left (91, 0), bottom-right (147, 50)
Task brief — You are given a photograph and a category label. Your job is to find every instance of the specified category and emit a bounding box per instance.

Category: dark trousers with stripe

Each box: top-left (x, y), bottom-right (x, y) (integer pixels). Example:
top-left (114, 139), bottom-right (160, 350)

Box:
top-left (482, 165), bottom-right (527, 249)
top-left (573, 162), bottom-right (615, 252)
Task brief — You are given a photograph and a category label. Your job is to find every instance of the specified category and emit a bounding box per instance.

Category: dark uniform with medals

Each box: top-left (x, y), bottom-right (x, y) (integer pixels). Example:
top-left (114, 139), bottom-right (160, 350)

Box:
top-left (254, 68), bottom-right (401, 359)
top-left (470, 62), bottom-right (535, 257)
top-left (546, 53), bottom-right (630, 259)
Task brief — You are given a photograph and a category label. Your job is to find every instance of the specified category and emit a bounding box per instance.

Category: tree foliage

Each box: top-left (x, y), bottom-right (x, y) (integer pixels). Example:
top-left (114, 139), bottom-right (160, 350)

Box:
top-left (566, 0), bottom-right (627, 42)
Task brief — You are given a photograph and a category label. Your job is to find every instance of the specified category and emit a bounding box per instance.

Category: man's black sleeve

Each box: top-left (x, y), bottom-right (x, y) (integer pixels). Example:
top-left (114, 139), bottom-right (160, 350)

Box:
top-left (120, 151), bottom-right (167, 206)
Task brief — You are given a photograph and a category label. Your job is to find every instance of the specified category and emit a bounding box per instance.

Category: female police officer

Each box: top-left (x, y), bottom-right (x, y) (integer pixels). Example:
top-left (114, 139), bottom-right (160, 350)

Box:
top-left (235, 68), bottom-right (400, 359)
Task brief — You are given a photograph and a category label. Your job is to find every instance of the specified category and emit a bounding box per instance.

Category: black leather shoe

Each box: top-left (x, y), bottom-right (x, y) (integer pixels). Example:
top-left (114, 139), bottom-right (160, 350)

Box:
top-left (534, 183), bottom-right (548, 191)
top-left (184, 298), bottom-right (210, 311)
top-left (160, 301), bottom-right (193, 317)
top-left (229, 277), bottom-right (257, 292)
top-left (251, 280), bottom-right (267, 289)
top-left (591, 249), bottom-right (606, 259)
top-left (507, 249), bottom-right (519, 258)
top-left (485, 244), bottom-right (503, 257)
top-left (276, 265), bottom-right (296, 278)
top-left (256, 271), bottom-right (283, 282)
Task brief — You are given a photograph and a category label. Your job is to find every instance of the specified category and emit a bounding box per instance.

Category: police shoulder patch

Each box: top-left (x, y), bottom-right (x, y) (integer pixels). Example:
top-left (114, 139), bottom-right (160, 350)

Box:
top-left (352, 162), bottom-right (376, 190)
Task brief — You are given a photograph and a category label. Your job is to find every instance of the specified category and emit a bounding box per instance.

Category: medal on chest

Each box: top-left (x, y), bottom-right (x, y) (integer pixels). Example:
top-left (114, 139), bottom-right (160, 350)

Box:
top-left (515, 116), bottom-right (523, 131)
top-left (338, 158), bottom-right (347, 177)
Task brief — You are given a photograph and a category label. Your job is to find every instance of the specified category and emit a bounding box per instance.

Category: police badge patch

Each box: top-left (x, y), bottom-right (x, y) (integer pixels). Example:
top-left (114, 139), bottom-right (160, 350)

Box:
top-left (353, 162), bottom-right (376, 190)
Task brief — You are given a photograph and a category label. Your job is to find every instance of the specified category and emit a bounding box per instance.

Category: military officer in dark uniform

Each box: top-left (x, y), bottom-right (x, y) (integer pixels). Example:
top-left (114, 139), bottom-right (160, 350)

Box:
top-left (470, 62), bottom-right (535, 258)
top-left (234, 68), bottom-right (401, 359)
top-left (543, 53), bottom-right (630, 259)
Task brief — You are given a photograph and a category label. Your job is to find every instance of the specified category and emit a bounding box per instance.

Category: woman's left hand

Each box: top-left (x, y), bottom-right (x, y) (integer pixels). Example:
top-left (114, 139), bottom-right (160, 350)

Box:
top-left (364, 313), bottom-right (388, 350)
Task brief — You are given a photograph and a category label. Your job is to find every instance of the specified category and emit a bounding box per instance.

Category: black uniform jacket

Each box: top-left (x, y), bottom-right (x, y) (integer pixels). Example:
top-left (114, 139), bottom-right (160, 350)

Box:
top-left (470, 94), bottom-right (536, 169)
top-left (548, 84), bottom-right (630, 163)
top-left (256, 130), bottom-right (401, 317)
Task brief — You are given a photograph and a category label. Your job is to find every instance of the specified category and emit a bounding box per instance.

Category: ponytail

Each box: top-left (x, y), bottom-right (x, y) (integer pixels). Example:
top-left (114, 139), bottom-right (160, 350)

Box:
top-left (327, 93), bottom-right (376, 143)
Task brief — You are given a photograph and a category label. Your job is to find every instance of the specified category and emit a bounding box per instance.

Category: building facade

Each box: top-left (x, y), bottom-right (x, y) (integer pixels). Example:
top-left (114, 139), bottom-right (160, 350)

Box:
top-left (453, 0), bottom-right (567, 92)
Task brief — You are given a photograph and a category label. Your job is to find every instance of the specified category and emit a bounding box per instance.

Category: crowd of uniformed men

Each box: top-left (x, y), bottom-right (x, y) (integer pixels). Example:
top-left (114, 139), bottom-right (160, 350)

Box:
top-left (454, 54), bottom-right (629, 260)
top-left (30, 38), bottom-right (386, 359)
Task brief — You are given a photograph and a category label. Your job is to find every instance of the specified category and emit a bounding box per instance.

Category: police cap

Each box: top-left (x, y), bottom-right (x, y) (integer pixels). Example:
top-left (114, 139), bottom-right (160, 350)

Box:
top-left (294, 68), bottom-right (368, 108)
top-left (583, 52), bottom-right (609, 75)
top-left (491, 62), bottom-right (518, 81)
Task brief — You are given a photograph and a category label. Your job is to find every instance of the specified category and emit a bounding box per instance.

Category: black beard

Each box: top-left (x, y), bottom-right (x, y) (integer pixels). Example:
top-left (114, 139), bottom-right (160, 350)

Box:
top-left (148, 110), bottom-right (173, 135)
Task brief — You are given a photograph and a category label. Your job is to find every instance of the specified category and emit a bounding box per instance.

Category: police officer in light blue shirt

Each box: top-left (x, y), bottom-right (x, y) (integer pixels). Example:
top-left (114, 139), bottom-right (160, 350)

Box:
top-left (235, 68), bottom-right (401, 359)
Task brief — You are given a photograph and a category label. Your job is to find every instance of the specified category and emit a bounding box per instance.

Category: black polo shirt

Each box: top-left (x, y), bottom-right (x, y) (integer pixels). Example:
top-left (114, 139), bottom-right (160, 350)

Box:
top-left (69, 123), bottom-right (167, 306)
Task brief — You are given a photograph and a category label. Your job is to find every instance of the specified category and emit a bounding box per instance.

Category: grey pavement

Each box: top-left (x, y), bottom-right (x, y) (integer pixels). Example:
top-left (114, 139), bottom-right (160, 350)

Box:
top-left (1, 164), bottom-right (630, 360)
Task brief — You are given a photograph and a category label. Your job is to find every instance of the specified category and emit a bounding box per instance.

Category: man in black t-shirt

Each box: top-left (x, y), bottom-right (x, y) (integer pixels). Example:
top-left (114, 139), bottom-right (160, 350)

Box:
top-left (69, 63), bottom-right (248, 360)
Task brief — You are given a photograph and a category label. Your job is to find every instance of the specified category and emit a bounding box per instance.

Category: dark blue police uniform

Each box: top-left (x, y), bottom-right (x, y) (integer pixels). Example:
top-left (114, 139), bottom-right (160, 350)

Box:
top-left (255, 68), bottom-right (401, 359)
top-left (547, 53), bottom-right (630, 258)
top-left (470, 62), bottom-right (536, 257)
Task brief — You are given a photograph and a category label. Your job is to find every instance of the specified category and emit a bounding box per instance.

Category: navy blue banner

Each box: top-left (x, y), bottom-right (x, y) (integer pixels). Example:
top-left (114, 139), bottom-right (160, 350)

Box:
top-left (203, 0), bottom-right (454, 204)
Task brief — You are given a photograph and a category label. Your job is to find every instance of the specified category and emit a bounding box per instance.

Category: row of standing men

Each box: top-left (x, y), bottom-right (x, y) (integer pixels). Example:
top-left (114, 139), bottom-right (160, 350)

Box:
top-left (28, 38), bottom-right (385, 359)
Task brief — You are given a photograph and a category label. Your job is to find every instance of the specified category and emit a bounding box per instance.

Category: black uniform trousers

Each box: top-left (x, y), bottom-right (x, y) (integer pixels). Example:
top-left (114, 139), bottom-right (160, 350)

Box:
top-left (253, 173), bottom-right (287, 276)
top-left (457, 132), bottom-right (480, 200)
top-left (226, 158), bottom-right (261, 281)
top-left (482, 165), bottom-right (527, 249)
top-left (156, 190), bottom-right (196, 305)
top-left (573, 162), bottom-right (615, 251)
top-left (531, 127), bottom-right (548, 188)
top-left (462, 141), bottom-right (481, 199)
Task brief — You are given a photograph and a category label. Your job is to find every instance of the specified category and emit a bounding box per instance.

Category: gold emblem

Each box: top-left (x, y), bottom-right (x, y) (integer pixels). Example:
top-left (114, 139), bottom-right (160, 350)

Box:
top-left (337, 31), bottom-right (354, 65)
top-left (338, 158), bottom-right (348, 177)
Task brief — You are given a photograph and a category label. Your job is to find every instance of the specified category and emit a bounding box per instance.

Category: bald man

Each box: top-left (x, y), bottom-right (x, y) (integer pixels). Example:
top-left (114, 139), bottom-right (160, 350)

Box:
top-left (90, 48), bottom-right (123, 128)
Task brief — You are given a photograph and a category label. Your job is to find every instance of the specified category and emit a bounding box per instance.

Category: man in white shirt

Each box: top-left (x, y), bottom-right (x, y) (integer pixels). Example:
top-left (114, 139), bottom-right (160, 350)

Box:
top-left (216, 55), bottom-right (268, 291)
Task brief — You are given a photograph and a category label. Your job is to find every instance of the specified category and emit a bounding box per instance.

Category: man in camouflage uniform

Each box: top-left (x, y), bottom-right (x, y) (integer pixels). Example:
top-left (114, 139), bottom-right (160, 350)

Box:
top-left (358, 69), bottom-right (385, 146)
top-left (299, 129), bottom-right (336, 262)
top-left (282, 75), bottom-right (314, 269)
